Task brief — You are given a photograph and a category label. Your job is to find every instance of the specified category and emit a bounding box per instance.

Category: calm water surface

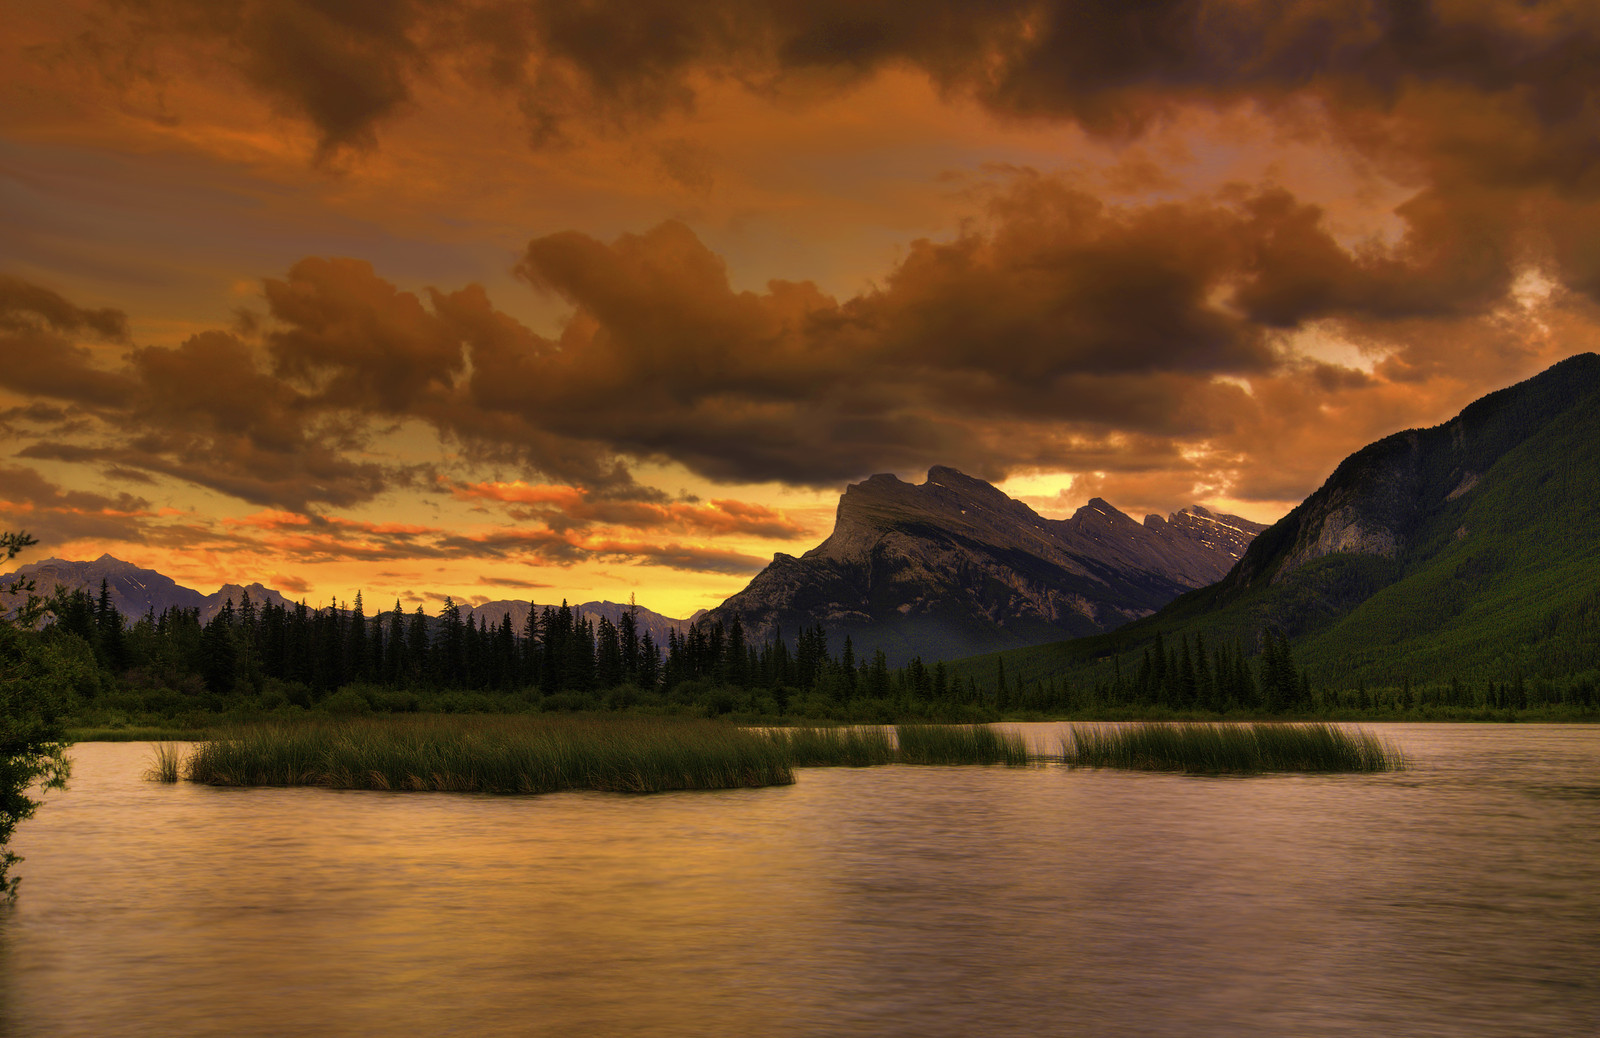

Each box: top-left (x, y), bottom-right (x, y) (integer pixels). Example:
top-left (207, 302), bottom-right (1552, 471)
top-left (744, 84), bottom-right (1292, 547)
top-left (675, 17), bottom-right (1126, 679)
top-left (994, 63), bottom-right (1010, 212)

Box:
top-left (3, 724), bottom-right (1598, 1037)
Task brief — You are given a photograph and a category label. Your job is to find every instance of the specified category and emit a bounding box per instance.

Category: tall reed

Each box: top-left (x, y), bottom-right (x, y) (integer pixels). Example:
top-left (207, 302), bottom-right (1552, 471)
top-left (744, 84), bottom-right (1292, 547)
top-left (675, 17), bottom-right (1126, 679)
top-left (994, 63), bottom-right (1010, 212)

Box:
top-left (143, 742), bottom-right (183, 783)
top-left (764, 726), bottom-right (896, 767)
top-left (895, 724), bottom-right (1032, 766)
top-left (1062, 722), bottom-right (1404, 773)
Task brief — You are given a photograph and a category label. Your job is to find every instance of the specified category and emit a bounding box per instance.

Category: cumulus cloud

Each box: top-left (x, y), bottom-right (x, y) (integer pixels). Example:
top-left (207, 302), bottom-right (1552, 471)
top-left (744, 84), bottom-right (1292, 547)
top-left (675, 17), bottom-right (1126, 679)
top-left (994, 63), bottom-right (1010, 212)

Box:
top-left (6, 128), bottom-right (1588, 527)
top-left (437, 179), bottom-right (1552, 492)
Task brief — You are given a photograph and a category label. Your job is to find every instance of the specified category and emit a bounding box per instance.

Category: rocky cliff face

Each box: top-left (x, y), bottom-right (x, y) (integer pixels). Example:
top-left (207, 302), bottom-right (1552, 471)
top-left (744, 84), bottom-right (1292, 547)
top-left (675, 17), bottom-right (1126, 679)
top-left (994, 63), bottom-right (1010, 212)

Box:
top-left (707, 466), bottom-right (1264, 663)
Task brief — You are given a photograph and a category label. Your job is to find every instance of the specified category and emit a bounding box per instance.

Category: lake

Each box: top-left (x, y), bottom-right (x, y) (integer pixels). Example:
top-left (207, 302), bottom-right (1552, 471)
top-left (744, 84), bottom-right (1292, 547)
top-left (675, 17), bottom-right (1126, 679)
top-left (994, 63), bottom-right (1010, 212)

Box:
top-left (3, 724), bottom-right (1598, 1036)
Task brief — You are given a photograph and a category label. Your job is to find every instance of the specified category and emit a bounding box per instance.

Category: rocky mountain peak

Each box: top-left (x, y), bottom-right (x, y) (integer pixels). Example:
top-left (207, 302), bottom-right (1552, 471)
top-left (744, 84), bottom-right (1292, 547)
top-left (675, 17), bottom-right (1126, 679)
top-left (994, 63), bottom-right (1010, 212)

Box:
top-left (823, 467), bottom-right (1038, 561)
top-left (710, 466), bottom-right (1266, 663)
top-left (1071, 498), bottom-right (1139, 528)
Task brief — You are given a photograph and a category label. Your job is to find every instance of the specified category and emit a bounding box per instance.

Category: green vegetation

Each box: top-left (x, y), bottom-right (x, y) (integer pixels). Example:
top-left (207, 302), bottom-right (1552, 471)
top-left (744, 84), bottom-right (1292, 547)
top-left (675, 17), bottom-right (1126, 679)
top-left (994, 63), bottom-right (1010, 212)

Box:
top-left (145, 718), bottom-right (1406, 790)
top-left (895, 723), bottom-right (1031, 766)
top-left (1062, 722), bottom-right (1404, 774)
top-left (2, 532), bottom-right (89, 900)
top-left (763, 725), bottom-right (896, 767)
top-left (183, 716), bottom-right (796, 794)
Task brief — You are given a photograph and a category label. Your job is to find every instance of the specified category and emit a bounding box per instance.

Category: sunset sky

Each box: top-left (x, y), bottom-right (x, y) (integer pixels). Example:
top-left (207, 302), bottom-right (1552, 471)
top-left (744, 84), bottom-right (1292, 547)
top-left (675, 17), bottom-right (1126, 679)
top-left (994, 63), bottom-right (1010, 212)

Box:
top-left (4, 1), bottom-right (1599, 618)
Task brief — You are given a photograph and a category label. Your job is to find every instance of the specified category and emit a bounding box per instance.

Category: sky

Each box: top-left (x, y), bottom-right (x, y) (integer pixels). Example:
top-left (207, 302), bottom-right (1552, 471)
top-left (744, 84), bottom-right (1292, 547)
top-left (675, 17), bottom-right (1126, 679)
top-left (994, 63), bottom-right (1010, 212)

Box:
top-left (3, 0), bottom-right (1599, 619)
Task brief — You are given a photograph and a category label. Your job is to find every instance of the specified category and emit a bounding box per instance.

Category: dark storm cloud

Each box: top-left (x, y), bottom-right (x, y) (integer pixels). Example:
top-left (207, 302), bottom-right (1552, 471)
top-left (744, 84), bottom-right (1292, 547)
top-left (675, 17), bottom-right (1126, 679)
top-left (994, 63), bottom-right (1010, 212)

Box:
top-left (119, 330), bottom-right (399, 509)
top-left (82, 1), bottom-right (1600, 327)
top-left (263, 257), bottom-right (464, 412)
top-left (97, 2), bottom-right (1600, 157)
top-left (458, 179), bottom-right (1521, 486)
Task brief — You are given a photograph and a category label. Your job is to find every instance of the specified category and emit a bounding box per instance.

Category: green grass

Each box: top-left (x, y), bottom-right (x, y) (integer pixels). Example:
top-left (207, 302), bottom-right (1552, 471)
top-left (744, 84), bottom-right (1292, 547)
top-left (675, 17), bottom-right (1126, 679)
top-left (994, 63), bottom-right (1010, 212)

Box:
top-left (1061, 722), bottom-right (1404, 774)
top-left (764, 726), bottom-right (897, 767)
top-left (895, 724), bottom-right (1032, 766)
top-left (181, 716), bottom-right (795, 794)
top-left (170, 720), bottom-right (1029, 790)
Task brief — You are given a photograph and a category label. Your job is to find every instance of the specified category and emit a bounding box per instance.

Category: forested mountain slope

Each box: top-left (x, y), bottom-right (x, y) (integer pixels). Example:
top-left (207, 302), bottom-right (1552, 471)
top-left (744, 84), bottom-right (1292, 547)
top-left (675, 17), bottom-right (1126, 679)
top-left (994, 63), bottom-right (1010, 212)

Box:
top-left (956, 353), bottom-right (1600, 694)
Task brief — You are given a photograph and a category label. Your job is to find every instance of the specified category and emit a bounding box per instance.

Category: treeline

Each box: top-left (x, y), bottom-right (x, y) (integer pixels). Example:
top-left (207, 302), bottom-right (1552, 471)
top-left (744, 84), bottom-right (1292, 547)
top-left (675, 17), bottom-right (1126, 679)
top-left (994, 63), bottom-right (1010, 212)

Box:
top-left (45, 582), bottom-right (958, 717)
top-left (1079, 630), bottom-right (1311, 713)
top-left (37, 581), bottom-right (1600, 723)
top-left (48, 584), bottom-right (670, 701)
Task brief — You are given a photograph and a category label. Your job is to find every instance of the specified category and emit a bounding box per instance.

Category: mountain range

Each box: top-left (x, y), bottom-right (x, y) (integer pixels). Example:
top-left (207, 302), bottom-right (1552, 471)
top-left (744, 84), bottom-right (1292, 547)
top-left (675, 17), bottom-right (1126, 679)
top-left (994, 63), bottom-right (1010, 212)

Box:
top-left (0, 554), bottom-right (691, 645)
top-left (0, 555), bottom-right (296, 625)
top-left (964, 352), bottom-right (1600, 690)
top-left (707, 465), bottom-right (1264, 664)
top-left (9, 354), bottom-right (1595, 695)
top-left (4, 471), bottom-right (1262, 666)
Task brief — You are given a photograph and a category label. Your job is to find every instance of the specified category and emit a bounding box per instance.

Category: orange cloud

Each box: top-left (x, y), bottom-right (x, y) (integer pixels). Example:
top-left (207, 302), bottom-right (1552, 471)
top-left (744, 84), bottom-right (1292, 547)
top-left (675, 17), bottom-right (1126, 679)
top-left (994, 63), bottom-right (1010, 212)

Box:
top-left (225, 510), bottom-right (314, 530)
top-left (449, 479), bottom-right (812, 538)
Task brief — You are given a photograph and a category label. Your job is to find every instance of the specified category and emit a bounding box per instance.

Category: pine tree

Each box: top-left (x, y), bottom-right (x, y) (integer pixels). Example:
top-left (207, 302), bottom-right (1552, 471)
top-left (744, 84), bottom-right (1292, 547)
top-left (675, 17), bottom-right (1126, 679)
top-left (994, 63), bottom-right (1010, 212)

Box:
top-left (596, 615), bottom-right (623, 689)
top-left (619, 598), bottom-right (640, 684)
top-left (345, 591), bottom-right (368, 683)
top-left (522, 602), bottom-right (542, 688)
top-left (406, 605), bottom-right (429, 687)
top-left (725, 614), bottom-right (747, 687)
top-left (840, 635), bottom-right (857, 696)
top-left (495, 614), bottom-right (517, 690)
top-left (385, 601), bottom-right (406, 685)
top-left (93, 578), bottom-right (126, 672)
top-left (437, 597), bottom-right (465, 687)
top-left (199, 599), bottom-right (238, 695)
top-left (638, 631), bottom-right (660, 690)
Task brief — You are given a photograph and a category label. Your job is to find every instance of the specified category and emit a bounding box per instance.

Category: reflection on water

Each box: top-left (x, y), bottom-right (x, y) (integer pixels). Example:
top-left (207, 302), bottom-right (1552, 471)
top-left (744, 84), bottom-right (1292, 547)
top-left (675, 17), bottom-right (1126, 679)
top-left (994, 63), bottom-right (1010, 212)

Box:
top-left (3, 725), bottom-right (1598, 1037)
